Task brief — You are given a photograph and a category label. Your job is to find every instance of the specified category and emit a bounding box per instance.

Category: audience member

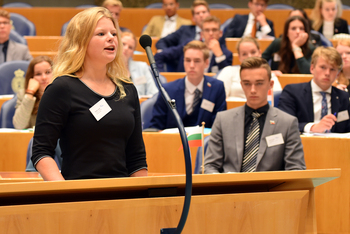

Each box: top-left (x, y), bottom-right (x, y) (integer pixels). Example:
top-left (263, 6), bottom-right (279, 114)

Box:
top-left (279, 46), bottom-right (350, 133)
top-left (13, 56), bottom-right (53, 129)
top-left (335, 38), bottom-right (350, 95)
top-left (155, 0), bottom-right (210, 50)
top-left (224, 0), bottom-right (274, 39)
top-left (121, 31), bottom-right (158, 96)
top-left (149, 40), bottom-right (226, 130)
top-left (143, 0), bottom-right (192, 38)
top-left (289, 8), bottom-right (322, 47)
top-left (310, 0), bottom-right (348, 40)
top-left (217, 37), bottom-right (281, 98)
top-left (31, 7), bottom-right (147, 181)
top-left (262, 16), bottom-right (315, 74)
top-left (102, 0), bottom-right (129, 32)
top-left (205, 57), bottom-right (305, 173)
top-left (0, 10), bottom-right (32, 63)
top-left (155, 16), bottom-right (232, 73)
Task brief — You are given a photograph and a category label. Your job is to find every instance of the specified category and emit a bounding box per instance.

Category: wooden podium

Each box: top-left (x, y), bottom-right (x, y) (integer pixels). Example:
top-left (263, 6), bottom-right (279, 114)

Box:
top-left (0, 169), bottom-right (339, 234)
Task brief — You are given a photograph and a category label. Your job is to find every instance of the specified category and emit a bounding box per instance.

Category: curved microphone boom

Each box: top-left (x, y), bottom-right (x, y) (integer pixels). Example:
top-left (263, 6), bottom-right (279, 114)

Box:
top-left (139, 35), bottom-right (193, 234)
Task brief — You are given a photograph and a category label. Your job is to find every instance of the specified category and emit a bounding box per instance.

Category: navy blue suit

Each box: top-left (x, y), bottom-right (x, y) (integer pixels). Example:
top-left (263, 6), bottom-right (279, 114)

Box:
top-left (149, 76), bottom-right (227, 130)
top-left (224, 14), bottom-right (275, 38)
top-left (278, 82), bottom-right (350, 133)
top-left (154, 40), bottom-right (233, 72)
top-left (156, 25), bottom-right (196, 50)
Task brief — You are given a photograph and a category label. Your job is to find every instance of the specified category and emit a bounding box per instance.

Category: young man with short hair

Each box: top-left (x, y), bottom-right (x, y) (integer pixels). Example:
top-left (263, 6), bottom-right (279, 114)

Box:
top-left (102, 0), bottom-right (129, 32)
top-left (149, 40), bottom-right (226, 130)
top-left (156, 0), bottom-right (211, 50)
top-left (155, 16), bottom-right (232, 73)
top-left (143, 0), bottom-right (192, 38)
top-left (205, 57), bottom-right (305, 173)
top-left (224, 0), bottom-right (275, 39)
top-left (279, 46), bottom-right (350, 133)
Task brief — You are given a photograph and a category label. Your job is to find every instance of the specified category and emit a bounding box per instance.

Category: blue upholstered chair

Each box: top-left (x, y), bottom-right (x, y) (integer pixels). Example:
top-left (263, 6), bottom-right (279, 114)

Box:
top-left (76, 4), bottom-right (97, 8)
top-left (273, 90), bottom-right (282, 108)
top-left (194, 136), bottom-right (210, 174)
top-left (0, 95), bottom-right (17, 128)
top-left (0, 61), bottom-right (30, 95)
top-left (25, 138), bottom-right (62, 172)
top-left (3, 2), bottom-right (32, 7)
top-left (266, 4), bottom-right (294, 9)
top-left (140, 94), bottom-right (158, 130)
top-left (10, 13), bottom-right (36, 36)
top-left (209, 3), bottom-right (233, 9)
top-left (221, 17), bottom-right (233, 34)
top-left (9, 30), bottom-right (27, 45)
top-left (310, 30), bottom-right (333, 47)
top-left (145, 3), bottom-right (163, 8)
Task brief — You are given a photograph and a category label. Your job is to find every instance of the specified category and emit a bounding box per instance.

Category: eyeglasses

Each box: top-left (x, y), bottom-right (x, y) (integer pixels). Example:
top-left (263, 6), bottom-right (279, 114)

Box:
top-left (0, 21), bottom-right (10, 26)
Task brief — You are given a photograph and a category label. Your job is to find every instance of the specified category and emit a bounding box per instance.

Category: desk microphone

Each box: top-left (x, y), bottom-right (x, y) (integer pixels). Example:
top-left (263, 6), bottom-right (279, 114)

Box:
top-left (139, 34), bottom-right (193, 234)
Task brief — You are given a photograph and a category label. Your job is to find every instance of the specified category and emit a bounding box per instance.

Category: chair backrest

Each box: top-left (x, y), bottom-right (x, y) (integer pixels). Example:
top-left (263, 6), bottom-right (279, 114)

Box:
top-left (209, 3), bottom-right (233, 9)
top-left (9, 30), bottom-right (27, 45)
top-left (342, 4), bottom-right (350, 9)
top-left (76, 4), bottom-right (97, 8)
top-left (221, 17), bottom-right (233, 34)
top-left (310, 30), bottom-right (332, 47)
top-left (0, 60), bottom-right (30, 95)
top-left (145, 3), bottom-right (163, 8)
top-left (10, 13), bottom-right (36, 36)
top-left (140, 94), bottom-right (158, 129)
top-left (25, 138), bottom-right (62, 172)
top-left (3, 2), bottom-right (32, 7)
top-left (0, 95), bottom-right (17, 128)
top-left (266, 4), bottom-right (294, 9)
top-left (194, 136), bottom-right (210, 174)
top-left (61, 21), bottom-right (70, 36)
top-left (274, 90), bottom-right (282, 108)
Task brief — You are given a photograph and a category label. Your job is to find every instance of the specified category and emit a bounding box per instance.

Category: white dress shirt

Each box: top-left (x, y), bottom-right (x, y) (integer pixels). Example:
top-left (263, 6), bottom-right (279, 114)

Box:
top-left (304, 79), bottom-right (332, 132)
top-left (185, 77), bottom-right (204, 114)
top-left (195, 26), bottom-right (202, 40)
top-left (323, 20), bottom-right (334, 40)
top-left (161, 15), bottom-right (178, 38)
top-left (242, 13), bottom-right (272, 39)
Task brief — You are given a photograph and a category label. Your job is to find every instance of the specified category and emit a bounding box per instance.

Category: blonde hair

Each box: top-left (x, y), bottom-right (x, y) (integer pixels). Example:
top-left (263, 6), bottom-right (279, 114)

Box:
top-left (102, 0), bottom-right (123, 8)
top-left (336, 39), bottom-right (350, 86)
top-left (236, 37), bottom-right (260, 54)
top-left (310, 0), bottom-right (343, 31)
top-left (183, 40), bottom-right (210, 61)
top-left (0, 9), bottom-right (10, 20)
top-left (53, 7), bottom-right (130, 99)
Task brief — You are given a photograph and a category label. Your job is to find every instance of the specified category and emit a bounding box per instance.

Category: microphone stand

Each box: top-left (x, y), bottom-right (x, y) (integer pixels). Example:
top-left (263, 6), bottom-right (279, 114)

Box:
top-left (148, 63), bottom-right (193, 234)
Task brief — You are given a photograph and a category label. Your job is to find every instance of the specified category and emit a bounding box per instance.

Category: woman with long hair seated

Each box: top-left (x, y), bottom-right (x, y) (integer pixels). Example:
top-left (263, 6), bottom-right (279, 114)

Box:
top-left (335, 38), bottom-right (350, 94)
top-left (13, 56), bottom-right (53, 129)
top-left (310, 0), bottom-right (348, 39)
top-left (262, 16), bottom-right (315, 74)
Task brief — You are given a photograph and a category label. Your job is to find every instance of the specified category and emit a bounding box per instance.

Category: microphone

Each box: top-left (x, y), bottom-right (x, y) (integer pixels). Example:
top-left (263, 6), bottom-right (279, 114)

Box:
top-left (139, 34), bottom-right (155, 64)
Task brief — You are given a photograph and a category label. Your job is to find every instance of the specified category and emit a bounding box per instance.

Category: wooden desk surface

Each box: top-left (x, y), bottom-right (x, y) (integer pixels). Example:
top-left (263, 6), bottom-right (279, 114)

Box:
top-left (277, 74), bottom-right (313, 89)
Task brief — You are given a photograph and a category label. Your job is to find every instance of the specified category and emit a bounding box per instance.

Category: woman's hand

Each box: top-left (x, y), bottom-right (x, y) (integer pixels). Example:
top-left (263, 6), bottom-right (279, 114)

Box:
top-left (291, 32), bottom-right (308, 48)
top-left (27, 78), bottom-right (40, 93)
top-left (272, 70), bottom-right (283, 77)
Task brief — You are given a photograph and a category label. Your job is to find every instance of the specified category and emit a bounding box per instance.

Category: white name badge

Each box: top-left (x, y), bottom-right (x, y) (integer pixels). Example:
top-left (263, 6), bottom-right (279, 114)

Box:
top-left (133, 75), bottom-right (147, 86)
top-left (201, 99), bottom-right (215, 112)
top-left (89, 98), bottom-right (112, 121)
top-left (337, 110), bottom-right (349, 123)
top-left (266, 133), bottom-right (284, 147)
top-left (273, 53), bottom-right (281, 62)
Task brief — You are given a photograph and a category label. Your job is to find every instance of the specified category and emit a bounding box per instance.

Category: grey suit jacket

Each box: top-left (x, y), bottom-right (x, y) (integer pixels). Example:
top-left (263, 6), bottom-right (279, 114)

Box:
top-left (7, 40), bottom-right (32, 62)
top-left (205, 106), bottom-right (306, 173)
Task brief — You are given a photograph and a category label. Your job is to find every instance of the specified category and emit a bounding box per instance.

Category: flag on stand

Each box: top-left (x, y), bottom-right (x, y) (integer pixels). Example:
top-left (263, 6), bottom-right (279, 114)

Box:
top-left (178, 126), bottom-right (203, 150)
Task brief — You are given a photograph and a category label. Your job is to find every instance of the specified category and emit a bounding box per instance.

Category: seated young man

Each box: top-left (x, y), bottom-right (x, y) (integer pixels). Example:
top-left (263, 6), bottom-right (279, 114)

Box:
top-left (143, 0), bottom-right (192, 38)
top-left (149, 41), bottom-right (226, 130)
top-left (278, 46), bottom-right (350, 133)
top-left (224, 0), bottom-right (275, 39)
top-left (155, 16), bottom-right (232, 73)
top-left (205, 57), bottom-right (305, 173)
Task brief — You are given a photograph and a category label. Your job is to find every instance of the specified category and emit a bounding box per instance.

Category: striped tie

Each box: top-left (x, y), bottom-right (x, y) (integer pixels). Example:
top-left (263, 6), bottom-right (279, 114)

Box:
top-left (320, 91), bottom-right (328, 119)
top-left (241, 112), bottom-right (263, 172)
top-left (191, 88), bottom-right (201, 114)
